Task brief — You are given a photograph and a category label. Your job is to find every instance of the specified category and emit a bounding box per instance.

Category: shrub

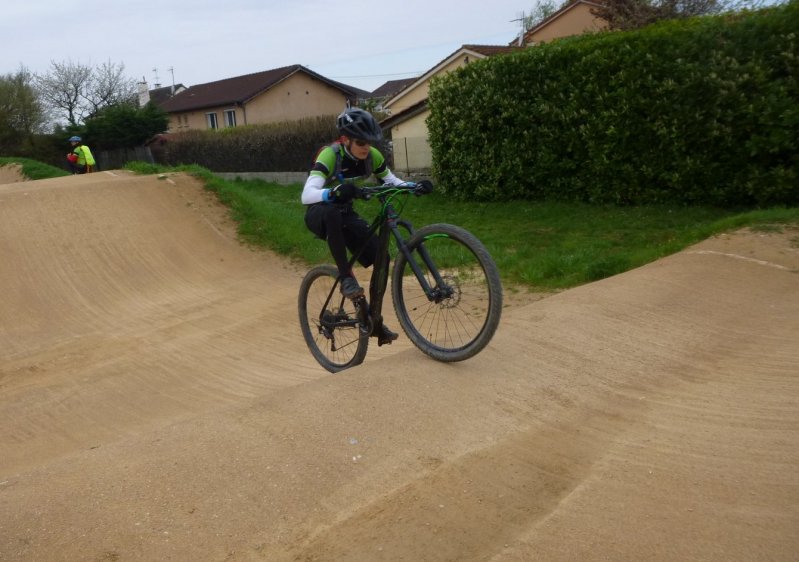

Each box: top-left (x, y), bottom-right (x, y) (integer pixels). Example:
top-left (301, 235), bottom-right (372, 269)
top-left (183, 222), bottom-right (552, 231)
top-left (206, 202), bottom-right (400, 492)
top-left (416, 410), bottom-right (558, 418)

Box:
top-left (155, 116), bottom-right (342, 172)
top-left (84, 102), bottom-right (169, 150)
top-left (428, 3), bottom-right (799, 207)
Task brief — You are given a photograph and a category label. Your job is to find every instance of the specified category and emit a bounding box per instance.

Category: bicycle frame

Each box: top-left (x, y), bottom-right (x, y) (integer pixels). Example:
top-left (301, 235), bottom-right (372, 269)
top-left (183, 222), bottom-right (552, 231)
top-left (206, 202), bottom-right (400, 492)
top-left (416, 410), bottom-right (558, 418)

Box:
top-left (301, 183), bottom-right (503, 370)
top-left (319, 186), bottom-right (449, 336)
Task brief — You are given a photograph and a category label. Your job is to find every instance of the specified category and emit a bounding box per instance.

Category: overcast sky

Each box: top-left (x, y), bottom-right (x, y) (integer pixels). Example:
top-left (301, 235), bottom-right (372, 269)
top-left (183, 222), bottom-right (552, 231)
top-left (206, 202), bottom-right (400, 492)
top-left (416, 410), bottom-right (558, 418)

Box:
top-left (4, 0), bottom-right (532, 93)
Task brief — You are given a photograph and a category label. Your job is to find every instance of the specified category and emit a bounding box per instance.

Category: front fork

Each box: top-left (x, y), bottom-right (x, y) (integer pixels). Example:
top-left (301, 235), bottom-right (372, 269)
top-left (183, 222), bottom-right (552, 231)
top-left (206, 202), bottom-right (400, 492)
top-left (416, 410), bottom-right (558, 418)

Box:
top-left (332, 209), bottom-right (451, 341)
top-left (390, 221), bottom-right (453, 303)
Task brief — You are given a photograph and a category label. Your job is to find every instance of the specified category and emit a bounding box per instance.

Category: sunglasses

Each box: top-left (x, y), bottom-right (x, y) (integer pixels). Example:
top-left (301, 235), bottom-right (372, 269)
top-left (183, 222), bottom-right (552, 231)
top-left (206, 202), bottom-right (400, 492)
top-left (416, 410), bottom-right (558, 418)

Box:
top-left (353, 139), bottom-right (371, 147)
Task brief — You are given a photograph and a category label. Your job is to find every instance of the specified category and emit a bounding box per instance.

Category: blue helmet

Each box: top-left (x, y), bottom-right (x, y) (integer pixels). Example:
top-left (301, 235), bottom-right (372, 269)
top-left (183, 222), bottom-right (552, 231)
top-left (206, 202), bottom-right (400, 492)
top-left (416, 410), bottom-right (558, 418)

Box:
top-left (69, 136), bottom-right (82, 142)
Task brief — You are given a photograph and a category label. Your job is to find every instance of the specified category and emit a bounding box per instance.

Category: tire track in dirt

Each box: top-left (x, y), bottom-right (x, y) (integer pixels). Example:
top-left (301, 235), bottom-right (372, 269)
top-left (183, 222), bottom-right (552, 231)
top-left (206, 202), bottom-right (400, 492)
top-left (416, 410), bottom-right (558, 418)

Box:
top-left (1, 172), bottom-right (797, 561)
top-left (0, 172), bottom-right (363, 474)
top-left (288, 245), bottom-right (799, 561)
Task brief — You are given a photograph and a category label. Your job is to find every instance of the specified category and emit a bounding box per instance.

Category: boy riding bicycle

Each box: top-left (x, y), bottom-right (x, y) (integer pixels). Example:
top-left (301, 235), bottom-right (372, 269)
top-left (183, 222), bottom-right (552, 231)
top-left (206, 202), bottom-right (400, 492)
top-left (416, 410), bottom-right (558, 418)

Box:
top-left (301, 108), bottom-right (431, 347)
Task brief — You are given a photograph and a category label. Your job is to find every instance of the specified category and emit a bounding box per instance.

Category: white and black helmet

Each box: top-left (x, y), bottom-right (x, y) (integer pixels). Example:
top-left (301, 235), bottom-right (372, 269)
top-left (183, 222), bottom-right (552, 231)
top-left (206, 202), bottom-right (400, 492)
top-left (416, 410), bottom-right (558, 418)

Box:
top-left (336, 108), bottom-right (383, 143)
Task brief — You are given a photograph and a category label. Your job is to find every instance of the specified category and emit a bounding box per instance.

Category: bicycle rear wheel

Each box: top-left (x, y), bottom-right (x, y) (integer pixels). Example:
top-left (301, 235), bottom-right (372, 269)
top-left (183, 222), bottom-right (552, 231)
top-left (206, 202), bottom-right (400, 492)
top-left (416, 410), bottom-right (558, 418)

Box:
top-left (392, 224), bottom-right (502, 362)
top-left (298, 265), bottom-right (369, 372)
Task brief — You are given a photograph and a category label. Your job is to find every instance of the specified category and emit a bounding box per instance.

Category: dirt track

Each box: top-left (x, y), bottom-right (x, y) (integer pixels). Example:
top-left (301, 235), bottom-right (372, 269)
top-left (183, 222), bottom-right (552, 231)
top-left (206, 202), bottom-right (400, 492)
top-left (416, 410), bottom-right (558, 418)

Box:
top-left (1, 169), bottom-right (798, 561)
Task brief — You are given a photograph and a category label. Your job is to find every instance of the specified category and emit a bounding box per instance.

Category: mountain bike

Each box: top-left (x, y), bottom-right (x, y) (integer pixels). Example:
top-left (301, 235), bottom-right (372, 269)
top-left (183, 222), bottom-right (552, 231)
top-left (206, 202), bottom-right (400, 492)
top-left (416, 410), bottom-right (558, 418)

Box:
top-left (298, 183), bottom-right (503, 373)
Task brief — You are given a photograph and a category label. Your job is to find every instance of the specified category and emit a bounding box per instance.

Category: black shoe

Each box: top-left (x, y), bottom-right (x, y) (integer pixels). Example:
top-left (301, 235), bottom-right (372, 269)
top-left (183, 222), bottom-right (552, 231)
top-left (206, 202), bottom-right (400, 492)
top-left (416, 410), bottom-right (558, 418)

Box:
top-left (340, 276), bottom-right (364, 299)
top-left (374, 324), bottom-right (399, 346)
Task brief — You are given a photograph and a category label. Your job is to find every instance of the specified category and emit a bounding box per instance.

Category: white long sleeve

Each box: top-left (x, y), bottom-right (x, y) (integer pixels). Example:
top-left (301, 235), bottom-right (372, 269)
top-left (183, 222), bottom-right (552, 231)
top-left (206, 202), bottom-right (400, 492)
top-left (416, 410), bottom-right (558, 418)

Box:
top-left (378, 169), bottom-right (405, 187)
top-left (301, 173), bottom-right (327, 205)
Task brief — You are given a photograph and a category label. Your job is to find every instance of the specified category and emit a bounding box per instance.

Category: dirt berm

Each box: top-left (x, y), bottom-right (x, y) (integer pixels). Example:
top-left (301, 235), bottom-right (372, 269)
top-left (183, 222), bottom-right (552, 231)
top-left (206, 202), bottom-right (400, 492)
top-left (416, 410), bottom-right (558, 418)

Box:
top-left (1, 170), bottom-right (797, 561)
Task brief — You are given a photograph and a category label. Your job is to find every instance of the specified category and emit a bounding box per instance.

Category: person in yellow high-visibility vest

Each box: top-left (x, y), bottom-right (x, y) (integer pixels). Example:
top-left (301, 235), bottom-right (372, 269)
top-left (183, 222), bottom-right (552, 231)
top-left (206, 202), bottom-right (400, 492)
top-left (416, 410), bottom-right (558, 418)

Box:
top-left (67, 136), bottom-right (96, 174)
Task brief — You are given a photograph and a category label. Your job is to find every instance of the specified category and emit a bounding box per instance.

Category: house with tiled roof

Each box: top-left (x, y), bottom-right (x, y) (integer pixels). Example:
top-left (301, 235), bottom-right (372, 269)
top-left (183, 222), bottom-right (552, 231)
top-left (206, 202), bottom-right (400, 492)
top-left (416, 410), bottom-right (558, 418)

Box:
top-left (368, 77), bottom-right (417, 111)
top-left (380, 45), bottom-right (520, 173)
top-left (382, 2), bottom-right (607, 173)
top-left (371, 78), bottom-right (417, 99)
top-left (159, 65), bottom-right (368, 132)
top-left (515, 0), bottom-right (606, 46)
top-left (137, 81), bottom-right (187, 108)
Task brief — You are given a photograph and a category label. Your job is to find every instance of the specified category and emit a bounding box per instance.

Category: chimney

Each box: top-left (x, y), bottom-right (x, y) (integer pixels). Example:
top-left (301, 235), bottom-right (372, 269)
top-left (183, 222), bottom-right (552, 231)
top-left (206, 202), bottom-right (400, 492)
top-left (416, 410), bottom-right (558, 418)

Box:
top-left (137, 78), bottom-right (151, 107)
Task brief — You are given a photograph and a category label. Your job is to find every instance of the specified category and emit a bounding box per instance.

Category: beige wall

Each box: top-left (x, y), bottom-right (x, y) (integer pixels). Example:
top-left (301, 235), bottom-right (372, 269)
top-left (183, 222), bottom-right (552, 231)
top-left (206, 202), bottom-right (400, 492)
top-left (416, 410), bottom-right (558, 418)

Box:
top-left (384, 51), bottom-right (484, 171)
top-left (392, 112), bottom-right (429, 140)
top-left (527, 3), bottom-right (606, 44)
top-left (166, 72), bottom-right (350, 132)
top-left (390, 110), bottom-right (432, 172)
top-left (386, 53), bottom-right (477, 115)
top-left (245, 72), bottom-right (349, 123)
top-left (384, 5), bottom-right (607, 172)
top-left (168, 108), bottom-right (241, 132)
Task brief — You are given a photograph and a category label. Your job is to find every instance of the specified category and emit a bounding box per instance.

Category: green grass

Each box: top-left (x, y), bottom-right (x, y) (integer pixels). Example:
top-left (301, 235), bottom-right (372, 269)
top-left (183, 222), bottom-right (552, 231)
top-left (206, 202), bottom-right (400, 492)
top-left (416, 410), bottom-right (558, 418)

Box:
top-left (135, 162), bottom-right (799, 290)
top-left (0, 157), bottom-right (70, 180)
top-left (12, 155), bottom-right (794, 289)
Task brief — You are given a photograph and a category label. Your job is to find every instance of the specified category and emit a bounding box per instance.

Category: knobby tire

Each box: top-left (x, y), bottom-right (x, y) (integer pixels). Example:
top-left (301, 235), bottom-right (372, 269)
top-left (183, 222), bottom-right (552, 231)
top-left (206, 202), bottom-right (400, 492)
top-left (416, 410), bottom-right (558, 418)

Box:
top-left (298, 265), bottom-right (369, 372)
top-left (392, 223), bottom-right (502, 362)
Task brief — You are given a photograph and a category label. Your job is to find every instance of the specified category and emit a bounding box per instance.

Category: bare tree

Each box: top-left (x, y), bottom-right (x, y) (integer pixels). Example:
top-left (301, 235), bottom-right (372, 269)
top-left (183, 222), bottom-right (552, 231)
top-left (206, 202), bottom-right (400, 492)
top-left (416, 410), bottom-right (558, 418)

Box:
top-left (36, 59), bottom-right (92, 126)
top-left (36, 59), bottom-right (136, 126)
top-left (87, 59), bottom-right (137, 115)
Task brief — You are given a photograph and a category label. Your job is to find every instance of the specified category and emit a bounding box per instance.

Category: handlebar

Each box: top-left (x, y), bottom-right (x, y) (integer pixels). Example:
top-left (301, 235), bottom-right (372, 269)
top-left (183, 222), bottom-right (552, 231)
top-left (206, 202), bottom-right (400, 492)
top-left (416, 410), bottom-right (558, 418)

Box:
top-left (358, 182), bottom-right (433, 200)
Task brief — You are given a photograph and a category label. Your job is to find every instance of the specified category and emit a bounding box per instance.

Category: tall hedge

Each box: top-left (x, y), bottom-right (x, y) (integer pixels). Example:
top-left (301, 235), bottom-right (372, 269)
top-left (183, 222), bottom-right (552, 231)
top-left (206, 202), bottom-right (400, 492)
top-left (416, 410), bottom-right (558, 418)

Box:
top-left (428, 2), bottom-right (798, 206)
top-left (84, 103), bottom-right (169, 151)
top-left (157, 116), bottom-right (340, 172)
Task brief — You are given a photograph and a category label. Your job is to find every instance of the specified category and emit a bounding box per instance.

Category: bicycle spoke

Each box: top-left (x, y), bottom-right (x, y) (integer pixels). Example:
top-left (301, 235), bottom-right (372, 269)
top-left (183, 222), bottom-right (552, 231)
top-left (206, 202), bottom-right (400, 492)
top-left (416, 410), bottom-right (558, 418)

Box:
top-left (402, 273), bottom-right (491, 348)
top-left (393, 224), bottom-right (502, 362)
top-left (299, 265), bottom-right (368, 372)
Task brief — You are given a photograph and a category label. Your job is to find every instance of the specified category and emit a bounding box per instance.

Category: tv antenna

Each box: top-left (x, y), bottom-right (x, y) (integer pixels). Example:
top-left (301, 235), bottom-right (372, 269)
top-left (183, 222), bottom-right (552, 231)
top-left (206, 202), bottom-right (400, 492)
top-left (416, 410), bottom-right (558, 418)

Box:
top-left (167, 66), bottom-right (176, 94)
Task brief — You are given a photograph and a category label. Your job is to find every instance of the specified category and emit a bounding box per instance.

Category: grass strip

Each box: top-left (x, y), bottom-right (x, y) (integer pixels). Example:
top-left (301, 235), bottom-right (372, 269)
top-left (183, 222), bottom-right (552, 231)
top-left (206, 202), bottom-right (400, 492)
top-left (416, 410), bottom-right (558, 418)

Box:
top-left (0, 157), bottom-right (71, 180)
top-left (129, 162), bottom-right (799, 290)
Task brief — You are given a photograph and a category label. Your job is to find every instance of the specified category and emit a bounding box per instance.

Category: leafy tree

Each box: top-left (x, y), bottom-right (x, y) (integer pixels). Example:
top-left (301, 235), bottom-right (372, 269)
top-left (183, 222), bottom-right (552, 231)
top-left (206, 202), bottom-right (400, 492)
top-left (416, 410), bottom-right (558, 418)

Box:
top-left (357, 98), bottom-right (389, 123)
top-left (591, 0), bottom-right (770, 30)
top-left (36, 59), bottom-right (136, 126)
top-left (525, 0), bottom-right (559, 30)
top-left (0, 66), bottom-right (47, 154)
top-left (83, 102), bottom-right (169, 150)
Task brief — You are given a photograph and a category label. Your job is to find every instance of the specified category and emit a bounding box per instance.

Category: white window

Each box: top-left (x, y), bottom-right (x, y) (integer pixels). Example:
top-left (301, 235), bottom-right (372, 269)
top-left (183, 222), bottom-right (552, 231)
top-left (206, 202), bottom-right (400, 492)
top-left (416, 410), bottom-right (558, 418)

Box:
top-left (224, 109), bottom-right (237, 127)
top-left (206, 112), bottom-right (218, 129)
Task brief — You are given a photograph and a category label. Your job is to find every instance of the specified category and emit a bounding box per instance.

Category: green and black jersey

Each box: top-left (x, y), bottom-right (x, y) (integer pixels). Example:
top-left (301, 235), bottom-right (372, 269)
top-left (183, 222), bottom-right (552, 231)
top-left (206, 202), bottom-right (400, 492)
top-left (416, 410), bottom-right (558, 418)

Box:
top-left (301, 143), bottom-right (405, 205)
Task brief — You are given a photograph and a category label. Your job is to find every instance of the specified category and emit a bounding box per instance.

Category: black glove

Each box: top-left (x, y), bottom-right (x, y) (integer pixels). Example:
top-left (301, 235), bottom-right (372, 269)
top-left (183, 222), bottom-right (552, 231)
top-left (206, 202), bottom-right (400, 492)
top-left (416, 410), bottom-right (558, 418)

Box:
top-left (331, 183), bottom-right (360, 203)
top-left (415, 180), bottom-right (434, 195)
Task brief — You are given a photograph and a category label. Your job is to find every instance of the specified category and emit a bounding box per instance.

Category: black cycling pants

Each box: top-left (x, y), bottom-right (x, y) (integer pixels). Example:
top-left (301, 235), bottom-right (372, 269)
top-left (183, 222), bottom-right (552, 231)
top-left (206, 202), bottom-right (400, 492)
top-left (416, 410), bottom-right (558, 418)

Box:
top-left (304, 203), bottom-right (378, 277)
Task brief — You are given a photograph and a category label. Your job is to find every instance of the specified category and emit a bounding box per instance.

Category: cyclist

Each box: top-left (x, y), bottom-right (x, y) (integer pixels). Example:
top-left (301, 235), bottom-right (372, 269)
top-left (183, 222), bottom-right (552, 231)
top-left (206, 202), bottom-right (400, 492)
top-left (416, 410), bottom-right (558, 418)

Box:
top-left (67, 136), bottom-right (96, 174)
top-left (301, 108), bottom-right (429, 347)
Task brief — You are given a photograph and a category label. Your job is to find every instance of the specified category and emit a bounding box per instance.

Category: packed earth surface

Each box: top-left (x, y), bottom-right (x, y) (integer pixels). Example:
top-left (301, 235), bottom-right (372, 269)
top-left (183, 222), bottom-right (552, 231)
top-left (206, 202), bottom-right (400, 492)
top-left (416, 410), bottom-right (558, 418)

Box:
top-left (1, 169), bottom-right (798, 561)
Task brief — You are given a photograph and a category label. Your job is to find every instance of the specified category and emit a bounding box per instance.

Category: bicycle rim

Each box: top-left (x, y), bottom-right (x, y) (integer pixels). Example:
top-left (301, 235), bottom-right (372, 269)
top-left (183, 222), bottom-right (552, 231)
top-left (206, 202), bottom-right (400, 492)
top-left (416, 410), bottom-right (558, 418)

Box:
top-left (392, 224), bottom-right (502, 362)
top-left (298, 265), bottom-right (368, 372)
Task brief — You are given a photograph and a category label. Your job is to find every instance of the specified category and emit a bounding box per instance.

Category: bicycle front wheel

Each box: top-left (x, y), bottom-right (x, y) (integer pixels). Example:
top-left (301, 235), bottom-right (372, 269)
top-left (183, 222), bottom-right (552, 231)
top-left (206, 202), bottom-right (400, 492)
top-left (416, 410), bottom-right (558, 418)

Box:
top-left (392, 223), bottom-right (502, 362)
top-left (298, 265), bottom-right (368, 372)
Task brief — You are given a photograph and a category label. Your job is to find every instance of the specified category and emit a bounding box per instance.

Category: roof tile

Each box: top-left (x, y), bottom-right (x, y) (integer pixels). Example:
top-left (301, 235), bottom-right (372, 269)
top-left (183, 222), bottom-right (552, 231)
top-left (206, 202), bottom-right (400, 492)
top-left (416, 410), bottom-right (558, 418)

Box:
top-left (160, 65), bottom-right (365, 112)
